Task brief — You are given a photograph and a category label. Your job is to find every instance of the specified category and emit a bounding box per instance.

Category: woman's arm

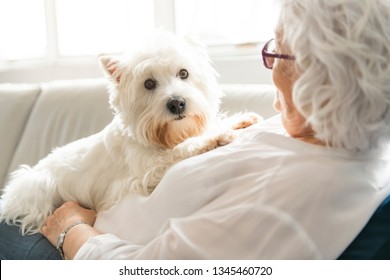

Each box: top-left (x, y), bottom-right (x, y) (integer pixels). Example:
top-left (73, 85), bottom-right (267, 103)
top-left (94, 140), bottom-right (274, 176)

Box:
top-left (42, 201), bottom-right (320, 260)
top-left (76, 205), bottom-right (320, 259)
top-left (41, 201), bottom-right (99, 260)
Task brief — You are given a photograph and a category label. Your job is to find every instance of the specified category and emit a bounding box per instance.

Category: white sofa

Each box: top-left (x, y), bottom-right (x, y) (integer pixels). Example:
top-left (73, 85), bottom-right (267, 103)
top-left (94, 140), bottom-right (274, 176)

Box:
top-left (0, 79), bottom-right (277, 189)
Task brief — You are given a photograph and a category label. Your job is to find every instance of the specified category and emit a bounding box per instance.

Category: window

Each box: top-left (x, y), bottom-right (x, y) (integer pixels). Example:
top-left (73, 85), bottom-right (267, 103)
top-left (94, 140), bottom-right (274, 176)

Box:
top-left (55, 0), bottom-right (154, 56)
top-left (174, 0), bottom-right (277, 46)
top-left (0, 0), bottom-right (47, 61)
top-left (0, 0), bottom-right (277, 62)
top-left (0, 0), bottom-right (276, 84)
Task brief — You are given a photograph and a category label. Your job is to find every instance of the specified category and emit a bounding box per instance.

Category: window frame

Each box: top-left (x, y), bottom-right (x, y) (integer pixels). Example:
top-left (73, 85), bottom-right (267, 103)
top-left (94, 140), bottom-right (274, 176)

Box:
top-left (0, 0), bottom-right (270, 84)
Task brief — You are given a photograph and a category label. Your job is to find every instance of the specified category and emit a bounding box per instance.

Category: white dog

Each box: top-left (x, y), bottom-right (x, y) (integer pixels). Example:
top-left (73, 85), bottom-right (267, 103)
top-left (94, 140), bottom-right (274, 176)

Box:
top-left (0, 31), bottom-right (260, 234)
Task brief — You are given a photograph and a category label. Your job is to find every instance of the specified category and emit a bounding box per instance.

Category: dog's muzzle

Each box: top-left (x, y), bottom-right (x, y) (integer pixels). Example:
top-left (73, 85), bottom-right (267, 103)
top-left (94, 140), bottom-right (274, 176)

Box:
top-left (167, 96), bottom-right (186, 116)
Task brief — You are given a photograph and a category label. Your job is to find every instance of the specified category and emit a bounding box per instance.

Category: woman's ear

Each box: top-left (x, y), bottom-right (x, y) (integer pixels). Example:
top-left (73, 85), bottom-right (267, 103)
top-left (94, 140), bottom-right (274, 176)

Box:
top-left (99, 55), bottom-right (122, 83)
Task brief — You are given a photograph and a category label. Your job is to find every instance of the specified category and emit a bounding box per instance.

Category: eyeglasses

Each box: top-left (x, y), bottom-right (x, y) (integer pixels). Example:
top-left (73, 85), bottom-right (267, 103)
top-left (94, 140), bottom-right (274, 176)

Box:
top-left (262, 38), bottom-right (295, 69)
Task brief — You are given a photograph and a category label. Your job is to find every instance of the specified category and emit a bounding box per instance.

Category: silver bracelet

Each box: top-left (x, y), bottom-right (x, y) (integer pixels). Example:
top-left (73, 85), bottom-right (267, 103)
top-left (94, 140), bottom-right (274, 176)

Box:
top-left (56, 221), bottom-right (87, 259)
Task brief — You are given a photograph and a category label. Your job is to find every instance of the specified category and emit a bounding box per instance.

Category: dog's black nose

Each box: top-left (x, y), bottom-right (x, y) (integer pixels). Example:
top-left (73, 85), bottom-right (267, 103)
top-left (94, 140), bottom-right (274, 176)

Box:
top-left (167, 97), bottom-right (186, 115)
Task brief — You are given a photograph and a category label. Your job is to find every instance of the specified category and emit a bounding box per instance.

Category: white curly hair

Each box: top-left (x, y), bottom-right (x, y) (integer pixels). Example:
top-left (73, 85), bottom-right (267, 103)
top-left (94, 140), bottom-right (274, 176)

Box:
top-left (277, 0), bottom-right (390, 151)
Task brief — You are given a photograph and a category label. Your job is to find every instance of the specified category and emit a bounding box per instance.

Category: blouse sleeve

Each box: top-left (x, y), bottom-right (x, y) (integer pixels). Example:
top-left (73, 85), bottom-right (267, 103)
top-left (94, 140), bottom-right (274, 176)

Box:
top-left (74, 204), bottom-right (321, 259)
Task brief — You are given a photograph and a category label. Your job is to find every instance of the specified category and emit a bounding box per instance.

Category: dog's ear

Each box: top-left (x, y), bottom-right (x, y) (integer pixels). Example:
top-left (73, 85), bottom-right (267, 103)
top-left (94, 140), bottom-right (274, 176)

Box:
top-left (99, 55), bottom-right (122, 83)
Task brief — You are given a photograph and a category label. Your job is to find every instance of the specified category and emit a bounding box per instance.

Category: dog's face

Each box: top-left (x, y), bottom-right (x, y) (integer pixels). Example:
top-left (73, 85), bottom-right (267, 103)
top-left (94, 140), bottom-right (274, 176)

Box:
top-left (100, 32), bottom-right (222, 149)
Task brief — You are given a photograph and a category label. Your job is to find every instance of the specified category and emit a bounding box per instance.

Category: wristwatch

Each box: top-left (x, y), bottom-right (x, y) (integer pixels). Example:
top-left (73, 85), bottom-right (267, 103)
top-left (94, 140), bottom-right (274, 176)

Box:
top-left (56, 221), bottom-right (86, 259)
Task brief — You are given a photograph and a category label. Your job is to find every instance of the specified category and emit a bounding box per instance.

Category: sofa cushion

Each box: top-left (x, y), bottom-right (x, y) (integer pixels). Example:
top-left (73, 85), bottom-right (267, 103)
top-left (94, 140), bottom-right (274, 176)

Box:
top-left (0, 84), bottom-right (41, 187)
top-left (6, 79), bottom-right (113, 178)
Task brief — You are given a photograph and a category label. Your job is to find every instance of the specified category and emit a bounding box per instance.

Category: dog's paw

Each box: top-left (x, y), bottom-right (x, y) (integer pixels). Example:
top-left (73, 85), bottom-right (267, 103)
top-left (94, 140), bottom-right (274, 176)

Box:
top-left (215, 130), bottom-right (235, 146)
top-left (175, 130), bottom-right (236, 158)
top-left (233, 112), bottom-right (263, 130)
top-left (201, 130), bottom-right (235, 151)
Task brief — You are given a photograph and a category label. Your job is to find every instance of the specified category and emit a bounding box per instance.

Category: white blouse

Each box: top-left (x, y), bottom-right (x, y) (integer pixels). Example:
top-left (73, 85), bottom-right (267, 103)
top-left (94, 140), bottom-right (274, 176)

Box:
top-left (75, 115), bottom-right (390, 259)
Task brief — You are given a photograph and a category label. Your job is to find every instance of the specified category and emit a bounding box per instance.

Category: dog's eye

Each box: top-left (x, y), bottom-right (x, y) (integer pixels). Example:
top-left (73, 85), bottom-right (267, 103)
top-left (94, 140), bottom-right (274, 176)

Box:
top-left (144, 79), bottom-right (157, 90)
top-left (178, 69), bottom-right (189, 80)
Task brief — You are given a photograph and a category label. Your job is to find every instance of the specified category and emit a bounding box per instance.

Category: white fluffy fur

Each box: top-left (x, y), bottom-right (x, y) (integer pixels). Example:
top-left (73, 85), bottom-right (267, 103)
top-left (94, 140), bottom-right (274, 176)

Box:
top-left (0, 31), bottom-right (260, 234)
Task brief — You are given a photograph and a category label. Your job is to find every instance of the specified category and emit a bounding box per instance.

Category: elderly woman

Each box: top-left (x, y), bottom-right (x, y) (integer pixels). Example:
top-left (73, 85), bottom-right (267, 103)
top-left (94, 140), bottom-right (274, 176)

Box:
top-left (1, 0), bottom-right (390, 260)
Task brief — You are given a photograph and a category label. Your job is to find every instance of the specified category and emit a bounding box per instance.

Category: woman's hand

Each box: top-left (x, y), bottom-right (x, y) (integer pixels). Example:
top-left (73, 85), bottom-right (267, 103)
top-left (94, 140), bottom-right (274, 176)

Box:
top-left (41, 201), bottom-right (99, 259)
